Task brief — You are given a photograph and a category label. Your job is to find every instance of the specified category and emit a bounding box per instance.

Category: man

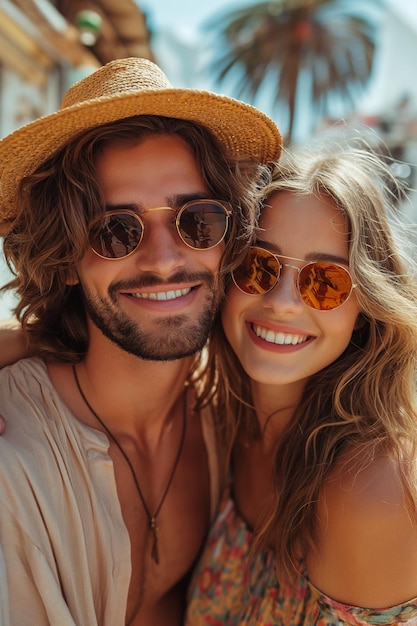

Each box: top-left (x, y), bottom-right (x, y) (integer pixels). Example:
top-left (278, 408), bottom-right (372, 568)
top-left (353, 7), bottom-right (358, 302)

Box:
top-left (0, 57), bottom-right (282, 625)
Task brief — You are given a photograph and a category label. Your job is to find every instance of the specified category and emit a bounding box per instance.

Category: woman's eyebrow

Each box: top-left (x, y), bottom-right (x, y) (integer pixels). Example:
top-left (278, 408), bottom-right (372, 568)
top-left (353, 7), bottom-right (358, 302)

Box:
top-left (253, 236), bottom-right (281, 252)
top-left (254, 237), bottom-right (349, 265)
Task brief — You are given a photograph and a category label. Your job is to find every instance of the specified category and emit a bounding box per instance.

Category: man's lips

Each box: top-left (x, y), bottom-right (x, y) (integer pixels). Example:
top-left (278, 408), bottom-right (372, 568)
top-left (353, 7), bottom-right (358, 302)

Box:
top-left (127, 287), bottom-right (192, 301)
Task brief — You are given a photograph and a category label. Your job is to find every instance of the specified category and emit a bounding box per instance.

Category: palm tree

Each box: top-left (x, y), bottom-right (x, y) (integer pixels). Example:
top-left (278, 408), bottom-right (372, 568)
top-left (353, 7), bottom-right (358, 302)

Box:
top-left (204, 0), bottom-right (380, 143)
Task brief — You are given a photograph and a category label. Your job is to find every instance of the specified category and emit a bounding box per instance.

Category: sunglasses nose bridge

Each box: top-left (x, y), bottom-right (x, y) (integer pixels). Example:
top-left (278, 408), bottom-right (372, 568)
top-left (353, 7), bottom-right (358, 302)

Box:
top-left (276, 261), bottom-right (302, 289)
top-left (260, 260), bottom-right (303, 308)
top-left (142, 206), bottom-right (175, 215)
top-left (280, 261), bottom-right (301, 274)
top-left (138, 206), bottom-right (182, 248)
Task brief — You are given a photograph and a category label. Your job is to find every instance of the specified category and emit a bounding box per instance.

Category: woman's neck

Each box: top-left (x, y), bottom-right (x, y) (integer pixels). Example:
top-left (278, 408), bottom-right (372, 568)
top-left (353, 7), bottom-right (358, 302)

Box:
top-left (250, 379), bottom-right (305, 452)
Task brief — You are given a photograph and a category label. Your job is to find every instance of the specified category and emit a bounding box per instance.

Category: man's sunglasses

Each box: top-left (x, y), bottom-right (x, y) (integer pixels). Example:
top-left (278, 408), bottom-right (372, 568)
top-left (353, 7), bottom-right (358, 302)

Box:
top-left (232, 246), bottom-right (356, 311)
top-left (88, 199), bottom-right (232, 259)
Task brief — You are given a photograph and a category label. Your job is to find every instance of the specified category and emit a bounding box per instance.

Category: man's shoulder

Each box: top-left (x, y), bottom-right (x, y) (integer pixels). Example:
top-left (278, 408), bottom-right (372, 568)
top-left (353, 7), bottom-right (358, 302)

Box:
top-left (0, 356), bottom-right (52, 413)
top-left (0, 357), bottom-right (62, 452)
top-left (0, 355), bottom-right (48, 401)
top-left (0, 358), bottom-right (82, 497)
top-left (0, 355), bottom-right (47, 384)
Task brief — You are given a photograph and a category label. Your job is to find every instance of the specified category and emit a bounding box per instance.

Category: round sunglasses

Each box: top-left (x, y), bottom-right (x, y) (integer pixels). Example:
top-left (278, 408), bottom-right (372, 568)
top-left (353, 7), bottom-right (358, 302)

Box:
top-left (88, 199), bottom-right (232, 259)
top-left (232, 246), bottom-right (356, 311)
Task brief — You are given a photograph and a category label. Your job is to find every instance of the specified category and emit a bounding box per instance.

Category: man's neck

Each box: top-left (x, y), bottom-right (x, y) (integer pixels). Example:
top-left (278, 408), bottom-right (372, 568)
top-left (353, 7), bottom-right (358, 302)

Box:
top-left (47, 343), bottom-right (194, 441)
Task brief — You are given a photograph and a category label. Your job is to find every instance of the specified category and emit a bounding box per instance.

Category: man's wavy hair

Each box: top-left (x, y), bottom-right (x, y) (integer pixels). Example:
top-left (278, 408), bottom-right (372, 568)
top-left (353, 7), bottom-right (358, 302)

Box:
top-left (208, 141), bottom-right (417, 581)
top-left (3, 115), bottom-right (269, 364)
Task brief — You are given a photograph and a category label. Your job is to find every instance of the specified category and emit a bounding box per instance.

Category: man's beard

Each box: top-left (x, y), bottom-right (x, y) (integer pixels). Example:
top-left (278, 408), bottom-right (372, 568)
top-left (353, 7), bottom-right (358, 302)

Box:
top-left (80, 271), bottom-right (220, 361)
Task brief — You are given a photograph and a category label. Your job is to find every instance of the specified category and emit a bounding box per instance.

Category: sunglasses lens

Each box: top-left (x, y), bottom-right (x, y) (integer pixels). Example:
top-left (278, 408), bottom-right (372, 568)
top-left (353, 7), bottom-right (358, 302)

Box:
top-left (299, 263), bottom-right (353, 310)
top-left (89, 213), bottom-right (142, 259)
top-left (178, 201), bottom-right (229, 249)
top-left (233, 247), bottom-right (280, 295)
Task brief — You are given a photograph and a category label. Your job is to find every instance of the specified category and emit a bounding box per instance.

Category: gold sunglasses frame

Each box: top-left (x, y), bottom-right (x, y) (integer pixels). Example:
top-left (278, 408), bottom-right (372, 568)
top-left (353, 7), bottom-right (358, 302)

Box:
top-left (88, 199), bottom-right (232, 260)
top-left (232, 246), bottom-right (357, 311)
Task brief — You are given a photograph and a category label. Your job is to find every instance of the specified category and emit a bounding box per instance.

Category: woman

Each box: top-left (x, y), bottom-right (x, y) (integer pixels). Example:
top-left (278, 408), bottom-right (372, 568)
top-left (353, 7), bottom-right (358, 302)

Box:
top-left (186, 144), bottom-right (417, 624)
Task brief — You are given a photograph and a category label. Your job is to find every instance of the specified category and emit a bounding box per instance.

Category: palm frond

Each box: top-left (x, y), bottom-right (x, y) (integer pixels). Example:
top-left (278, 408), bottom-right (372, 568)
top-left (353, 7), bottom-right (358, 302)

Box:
top-left (203, 0), bottom-right (383, 142)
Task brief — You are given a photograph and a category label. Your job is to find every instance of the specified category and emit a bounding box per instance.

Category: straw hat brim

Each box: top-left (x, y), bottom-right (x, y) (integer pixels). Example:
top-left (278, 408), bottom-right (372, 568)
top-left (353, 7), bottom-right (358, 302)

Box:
top-left (0, 87), bottom-right (282, 231)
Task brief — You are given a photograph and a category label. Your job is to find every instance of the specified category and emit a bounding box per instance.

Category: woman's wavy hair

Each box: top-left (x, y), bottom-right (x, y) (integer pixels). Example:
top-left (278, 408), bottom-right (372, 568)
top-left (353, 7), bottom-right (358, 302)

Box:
top-left (3, 115), bottom-right (269, 369)
top-left (209, 141), bottom-right (417, 580)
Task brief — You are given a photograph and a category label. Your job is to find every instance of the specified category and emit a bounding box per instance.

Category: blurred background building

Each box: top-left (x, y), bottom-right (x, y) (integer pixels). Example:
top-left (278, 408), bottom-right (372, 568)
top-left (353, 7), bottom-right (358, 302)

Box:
top-left (0, 0), bottom-right (416, 318)
top-left (0, 0), bottom-right (153, 137)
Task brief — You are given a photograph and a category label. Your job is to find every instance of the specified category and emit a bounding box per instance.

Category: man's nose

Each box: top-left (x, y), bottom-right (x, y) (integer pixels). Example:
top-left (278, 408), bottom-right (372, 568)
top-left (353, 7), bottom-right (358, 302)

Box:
top-left (132, 208), bottom-right (186, 275)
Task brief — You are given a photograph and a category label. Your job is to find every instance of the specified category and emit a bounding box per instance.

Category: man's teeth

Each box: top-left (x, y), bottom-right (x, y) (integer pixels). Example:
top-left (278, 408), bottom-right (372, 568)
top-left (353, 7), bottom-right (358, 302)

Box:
top-left (130, 288), bottom-right (191, 301)
top-left (253, 324), bottom-right (308, 345)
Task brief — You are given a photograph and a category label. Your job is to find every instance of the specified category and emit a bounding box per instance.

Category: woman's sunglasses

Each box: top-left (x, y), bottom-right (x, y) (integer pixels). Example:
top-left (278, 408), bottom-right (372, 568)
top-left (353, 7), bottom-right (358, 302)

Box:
top-left (232, 246), bottom-right (356, 311)
top-left (88, 199), bottom-right (232, 259)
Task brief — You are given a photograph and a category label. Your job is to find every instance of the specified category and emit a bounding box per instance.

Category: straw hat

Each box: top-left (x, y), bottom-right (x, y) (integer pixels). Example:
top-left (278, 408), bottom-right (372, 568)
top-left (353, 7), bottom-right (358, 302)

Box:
top-left (0, 57), bottom-right (282, 233)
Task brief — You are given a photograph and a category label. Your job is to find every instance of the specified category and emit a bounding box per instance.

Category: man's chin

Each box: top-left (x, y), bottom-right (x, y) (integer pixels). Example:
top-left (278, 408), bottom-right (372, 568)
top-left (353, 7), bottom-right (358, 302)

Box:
top-left (112, 332), bottom-right (208, 362)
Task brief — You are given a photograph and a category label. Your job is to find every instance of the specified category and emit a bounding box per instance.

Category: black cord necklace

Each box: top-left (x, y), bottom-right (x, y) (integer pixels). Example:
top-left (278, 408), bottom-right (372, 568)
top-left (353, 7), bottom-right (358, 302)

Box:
top-left (72, 364), bottom-right (187, 565)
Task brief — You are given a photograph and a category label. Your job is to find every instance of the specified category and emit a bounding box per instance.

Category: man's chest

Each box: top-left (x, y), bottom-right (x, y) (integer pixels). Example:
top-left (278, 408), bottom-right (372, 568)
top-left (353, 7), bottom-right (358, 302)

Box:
top-left (112, 426), bottom-right (212, 621)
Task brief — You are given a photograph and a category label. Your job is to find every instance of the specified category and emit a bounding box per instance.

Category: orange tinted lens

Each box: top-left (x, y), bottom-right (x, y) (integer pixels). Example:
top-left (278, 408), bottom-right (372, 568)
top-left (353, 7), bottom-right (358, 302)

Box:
top-left (233, 248), bottom-right (280, 295)
top-left (89, 213), bottom-right (142, 258)
top-left (178, 202), bottom-right (228, 249)
top-left (298, 262), bottom-right (352, 310)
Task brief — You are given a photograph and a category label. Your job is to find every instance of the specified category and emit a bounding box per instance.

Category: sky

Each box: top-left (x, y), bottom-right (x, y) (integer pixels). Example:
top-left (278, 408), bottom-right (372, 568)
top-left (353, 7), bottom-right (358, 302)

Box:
top-left (141, 0), bottom-right (417, 37)
top-left (141, 0), bottom-right (255, 37)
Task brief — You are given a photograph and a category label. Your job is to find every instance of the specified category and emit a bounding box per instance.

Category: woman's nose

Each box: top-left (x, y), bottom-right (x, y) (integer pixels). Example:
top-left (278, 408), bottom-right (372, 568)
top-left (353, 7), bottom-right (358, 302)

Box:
top-left (261, 266), bottom-right (303, 314)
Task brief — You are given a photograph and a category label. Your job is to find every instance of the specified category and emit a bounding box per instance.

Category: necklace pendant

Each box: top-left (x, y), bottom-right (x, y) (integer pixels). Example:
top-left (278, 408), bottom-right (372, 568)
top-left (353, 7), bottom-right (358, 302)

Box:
top-left (150, 517), bottom-right (159, 564)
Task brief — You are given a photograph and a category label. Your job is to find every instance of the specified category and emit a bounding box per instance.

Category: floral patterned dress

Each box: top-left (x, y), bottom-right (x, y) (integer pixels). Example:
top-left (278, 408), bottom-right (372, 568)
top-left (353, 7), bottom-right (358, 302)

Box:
top-left (185, 485), bottom-right (417, 626)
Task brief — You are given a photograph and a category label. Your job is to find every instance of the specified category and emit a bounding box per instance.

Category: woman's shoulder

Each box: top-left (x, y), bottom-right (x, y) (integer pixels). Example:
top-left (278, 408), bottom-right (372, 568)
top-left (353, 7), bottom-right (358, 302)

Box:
top-left (306, 443), bottom-right (417, 609)
top-left (322, 443), bottom-right (415, 511)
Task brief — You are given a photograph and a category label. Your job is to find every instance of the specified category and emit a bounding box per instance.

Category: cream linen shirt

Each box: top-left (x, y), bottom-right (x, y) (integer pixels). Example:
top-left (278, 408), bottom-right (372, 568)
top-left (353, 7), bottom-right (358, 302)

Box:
top-left (0, 358), bottom-right (219, 626)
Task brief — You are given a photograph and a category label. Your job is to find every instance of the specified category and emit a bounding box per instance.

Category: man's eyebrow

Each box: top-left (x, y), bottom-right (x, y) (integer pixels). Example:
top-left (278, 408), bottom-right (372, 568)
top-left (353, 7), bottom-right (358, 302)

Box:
top-left (104, 202), bottom-right (139, 212)
top-left (254, 237), bottom-right (349, 265)
top-left (104, 192), bottom-right (210, 213)
top-left (168, 192), bottom-right (211, 207)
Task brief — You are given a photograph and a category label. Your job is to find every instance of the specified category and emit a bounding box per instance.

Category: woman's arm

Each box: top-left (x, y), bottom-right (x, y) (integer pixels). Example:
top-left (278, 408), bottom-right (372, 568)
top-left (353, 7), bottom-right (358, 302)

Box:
top-left (0, 318), bottom-right (29, 367)
top-left (0, 319), bottom-right (29, 433)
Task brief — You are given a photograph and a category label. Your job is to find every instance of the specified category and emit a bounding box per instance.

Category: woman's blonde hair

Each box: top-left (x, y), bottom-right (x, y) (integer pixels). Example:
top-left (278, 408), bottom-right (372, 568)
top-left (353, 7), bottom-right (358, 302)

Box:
top-left (209, 141), bottom-right (417, 580)
top-left (3, 115), bottom-right (268, 369)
